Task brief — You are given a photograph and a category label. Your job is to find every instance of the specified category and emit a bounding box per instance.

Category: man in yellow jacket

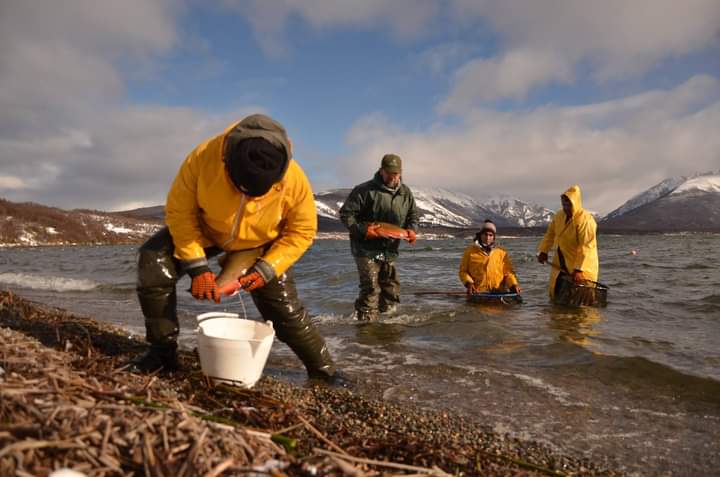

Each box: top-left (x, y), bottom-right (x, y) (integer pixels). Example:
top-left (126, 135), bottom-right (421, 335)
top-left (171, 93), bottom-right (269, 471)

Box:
top-left (459, 220), bottom-right (520, 295)
top-left (131, 114), bottom-right (336, 382)
top-left (537, 185), bottom-right (599, 300)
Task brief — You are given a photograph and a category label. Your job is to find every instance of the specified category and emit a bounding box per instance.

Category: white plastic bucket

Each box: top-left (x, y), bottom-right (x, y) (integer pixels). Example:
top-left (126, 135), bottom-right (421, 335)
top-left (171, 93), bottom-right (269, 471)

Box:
top-left (196, 312), bottom-right (275, 388)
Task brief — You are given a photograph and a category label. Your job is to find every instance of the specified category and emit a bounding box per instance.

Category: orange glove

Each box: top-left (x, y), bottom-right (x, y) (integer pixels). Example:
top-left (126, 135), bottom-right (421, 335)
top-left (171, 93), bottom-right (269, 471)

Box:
top-left (406, 229), bottom-right (417, 244)
top-left (365, 223), bottom-right (382, 240)
top-left (572, 270), bottom-right (584, 284)
top-left (191, 271), bottom-right (220, 303)
top-left (238, 270), bottom-right (266, 292)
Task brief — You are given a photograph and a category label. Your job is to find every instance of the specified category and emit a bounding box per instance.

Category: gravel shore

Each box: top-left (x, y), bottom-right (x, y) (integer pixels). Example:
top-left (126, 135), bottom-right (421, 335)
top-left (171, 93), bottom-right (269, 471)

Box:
top-left (0, 290), bottom-right (622, 476)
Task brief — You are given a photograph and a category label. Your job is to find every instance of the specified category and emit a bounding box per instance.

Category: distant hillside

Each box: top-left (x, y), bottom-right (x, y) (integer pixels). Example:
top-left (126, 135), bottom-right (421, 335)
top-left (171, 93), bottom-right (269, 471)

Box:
top-left (601, 172), bottom-right (720, 231)
top-left (0, 199), bottom-right (163, 246)
top-left (6, 171), bottom-right (718, 248)
top-left (119, 205), bottom-right (164, 220)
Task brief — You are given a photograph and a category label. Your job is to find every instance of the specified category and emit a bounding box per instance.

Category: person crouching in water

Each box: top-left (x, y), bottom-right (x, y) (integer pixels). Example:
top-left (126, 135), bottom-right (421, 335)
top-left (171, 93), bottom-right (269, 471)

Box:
top-left (131, 114), bottom-right (337, 383)
top-left (459, 220), bottom-right (521, 298)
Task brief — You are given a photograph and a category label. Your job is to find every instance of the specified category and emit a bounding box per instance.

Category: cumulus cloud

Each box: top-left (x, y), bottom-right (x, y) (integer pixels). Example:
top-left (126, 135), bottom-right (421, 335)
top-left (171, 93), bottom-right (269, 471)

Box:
top-left (443, 0), bottom-right (720, 105)
top-left (344, 75), bottom-right (720, 214)
top-left (223, 0), bottom-right (719, 106)
top-left (439, 48), bottom-right (574, 113)
top-left (0, 0), bottom-right (245, 210)
top-left (1, 0), bottom-right (717, 217)
top-left (223, 0), bottom-right (439, 58)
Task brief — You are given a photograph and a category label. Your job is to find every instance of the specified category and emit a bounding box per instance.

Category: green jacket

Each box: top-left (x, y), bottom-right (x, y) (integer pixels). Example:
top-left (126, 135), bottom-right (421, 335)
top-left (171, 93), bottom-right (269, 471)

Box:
top-left (339, 171), bottom-right (419, 260)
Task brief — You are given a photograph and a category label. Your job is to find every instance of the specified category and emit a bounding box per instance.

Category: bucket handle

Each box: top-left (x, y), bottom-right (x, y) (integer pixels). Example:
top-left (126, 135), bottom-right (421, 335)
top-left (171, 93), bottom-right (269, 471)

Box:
top-left (195, 312), bottom-right (274, 330)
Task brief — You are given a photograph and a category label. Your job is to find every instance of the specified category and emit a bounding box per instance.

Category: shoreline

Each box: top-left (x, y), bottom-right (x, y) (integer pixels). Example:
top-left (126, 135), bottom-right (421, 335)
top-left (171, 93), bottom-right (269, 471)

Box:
top-left (2, 228), bottom-right (720, 249)
top-left (0, 290), bottom-right (621, 476)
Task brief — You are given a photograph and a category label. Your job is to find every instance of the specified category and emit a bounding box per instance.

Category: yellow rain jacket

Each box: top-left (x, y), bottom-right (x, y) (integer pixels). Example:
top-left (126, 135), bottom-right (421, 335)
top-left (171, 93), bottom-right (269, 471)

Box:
top-left (459, 244), bottom-right (519, 292)
top-left (165, 122), bottom-right (317, 278)
top-left (537, 185), bottom-right (599, 298)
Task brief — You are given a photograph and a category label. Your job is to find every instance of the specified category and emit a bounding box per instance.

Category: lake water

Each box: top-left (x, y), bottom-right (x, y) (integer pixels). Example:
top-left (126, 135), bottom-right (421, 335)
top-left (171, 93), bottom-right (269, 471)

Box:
top-left (2, 234), bottom-right (719, 475)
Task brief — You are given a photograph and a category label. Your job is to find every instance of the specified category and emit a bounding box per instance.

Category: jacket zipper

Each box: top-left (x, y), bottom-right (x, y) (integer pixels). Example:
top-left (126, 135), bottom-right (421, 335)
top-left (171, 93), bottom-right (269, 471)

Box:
top-left (222, 194), bottom-right (247, 248)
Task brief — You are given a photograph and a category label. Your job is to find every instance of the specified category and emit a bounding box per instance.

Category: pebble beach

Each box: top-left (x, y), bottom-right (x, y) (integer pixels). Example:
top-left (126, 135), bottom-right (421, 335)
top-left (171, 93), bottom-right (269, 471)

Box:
top-left (0, 290), bottom-right (624, 476)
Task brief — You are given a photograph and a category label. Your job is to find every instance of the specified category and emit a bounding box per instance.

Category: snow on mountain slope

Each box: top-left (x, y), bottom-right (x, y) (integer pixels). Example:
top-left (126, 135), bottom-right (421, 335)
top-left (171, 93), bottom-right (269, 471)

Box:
top-left (314, 187), bottom-right (553, 228)
top-left (605, 171), bottom-right (720, 220)
top-left (604, 177), bottom-right (687, 220)
top-left (479, 196), bottom-right (555, 227)
top-left (671, 174), bottom-right (720, 195)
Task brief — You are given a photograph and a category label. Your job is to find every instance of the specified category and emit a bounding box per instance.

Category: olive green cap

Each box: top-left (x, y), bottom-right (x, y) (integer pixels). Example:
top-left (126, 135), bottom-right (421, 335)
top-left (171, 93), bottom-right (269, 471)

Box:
top-left (381, 154), bottom-right (402, 173)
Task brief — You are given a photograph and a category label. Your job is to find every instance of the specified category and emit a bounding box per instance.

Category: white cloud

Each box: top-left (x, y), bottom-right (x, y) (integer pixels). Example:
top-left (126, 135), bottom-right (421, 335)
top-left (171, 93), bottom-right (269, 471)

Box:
top-left (221, 0), bottom-right (719, 105)
top-left (0, 176), bottom-right (27, 190)
top-left (1, 0), bottom-right (717, 217)
top-left (0, 0), bottom-right (235, 210)
top-left (439, 48), bottom-right (574, 113)
top-left (442, 0), bottom-right (720, 105)
top-left (223, 0), bottom-right (439, 58)
top-left (344, 75), bottom-right (720, 214)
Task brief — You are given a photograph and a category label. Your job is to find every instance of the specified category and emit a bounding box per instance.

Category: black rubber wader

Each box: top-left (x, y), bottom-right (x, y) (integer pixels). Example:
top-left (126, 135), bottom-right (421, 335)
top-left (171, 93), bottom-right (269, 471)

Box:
top-left (353, 256), bottom-right (400, 321)
top-left (136, 227), bottom-right (335, 379)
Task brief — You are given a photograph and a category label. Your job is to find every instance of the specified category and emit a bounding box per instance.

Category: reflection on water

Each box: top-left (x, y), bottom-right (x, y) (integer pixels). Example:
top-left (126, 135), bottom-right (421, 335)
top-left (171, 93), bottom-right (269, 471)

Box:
top-left (355, 321), bottom-right (405, 346)
top-left (548, 306), bottom-right (605, 347)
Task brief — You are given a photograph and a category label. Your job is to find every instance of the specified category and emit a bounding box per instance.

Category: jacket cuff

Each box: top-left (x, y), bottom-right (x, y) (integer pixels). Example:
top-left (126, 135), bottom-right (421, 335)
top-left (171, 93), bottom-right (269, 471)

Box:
top-left (182, 257), bottom-right (210, 278)
top-left (253, 258), bottom-right (276, 283)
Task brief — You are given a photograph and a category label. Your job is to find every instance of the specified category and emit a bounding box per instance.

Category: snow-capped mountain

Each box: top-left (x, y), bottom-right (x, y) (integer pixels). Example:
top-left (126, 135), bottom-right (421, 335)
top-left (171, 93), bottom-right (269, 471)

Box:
top-left (601, 171), bottom-right (720, 231)
top-left (478, 196), bottom-right (555, 227)
top-left (315, 187), bottom-right (553, 230)
top-left (604, 174), bottom-right (703, 220)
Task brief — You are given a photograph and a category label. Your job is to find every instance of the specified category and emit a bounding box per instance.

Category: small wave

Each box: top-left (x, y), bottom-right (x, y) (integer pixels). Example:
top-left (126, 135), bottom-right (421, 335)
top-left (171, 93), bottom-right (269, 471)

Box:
top-left (96, 283), bottom-right (136, 294)
top-left (492, 368), bottom-right (584, 407)
top-left (687, 263), bottom-right (715, 270)
top-left (0, 272), bottom-right (99, 291)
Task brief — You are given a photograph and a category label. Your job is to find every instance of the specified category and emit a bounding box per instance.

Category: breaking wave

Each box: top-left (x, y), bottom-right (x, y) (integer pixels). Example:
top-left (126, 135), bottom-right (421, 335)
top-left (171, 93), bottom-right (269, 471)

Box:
top-left (0, 272), bottom-right (99, 291)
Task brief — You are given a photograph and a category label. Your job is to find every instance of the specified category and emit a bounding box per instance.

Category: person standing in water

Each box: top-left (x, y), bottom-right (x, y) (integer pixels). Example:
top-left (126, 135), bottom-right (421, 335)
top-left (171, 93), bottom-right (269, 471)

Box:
top-left (537, 185), bottom-right (599, 301)
top-left (459, 219), bottom-right (521, 296)
top-left (339, 154), bottom-right (419, 321)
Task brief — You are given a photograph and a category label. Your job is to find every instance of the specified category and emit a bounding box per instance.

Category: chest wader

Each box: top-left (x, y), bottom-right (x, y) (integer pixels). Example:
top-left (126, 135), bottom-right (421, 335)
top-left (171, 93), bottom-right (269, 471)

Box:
top-left (136, 227), bottom-right (335, 380)
top-left (353, 256), bottom-right (400, 320)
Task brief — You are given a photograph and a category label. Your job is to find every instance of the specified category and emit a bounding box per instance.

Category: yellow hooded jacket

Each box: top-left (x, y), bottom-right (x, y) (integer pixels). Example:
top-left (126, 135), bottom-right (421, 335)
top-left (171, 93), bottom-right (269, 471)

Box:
top-left (165, 121), bottom-right (317, 278)
top-left (537, 185), bottom-right (599, 298)
top-left (459, 244), bottom-right (519, 292)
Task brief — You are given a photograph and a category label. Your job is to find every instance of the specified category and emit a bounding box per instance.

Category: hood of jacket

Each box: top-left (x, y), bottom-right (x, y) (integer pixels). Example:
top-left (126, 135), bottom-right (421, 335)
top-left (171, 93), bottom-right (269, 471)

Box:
top-left (224, 114), bottom-right (292, 163)
top-left (562, 184), bottom-right (584, 219)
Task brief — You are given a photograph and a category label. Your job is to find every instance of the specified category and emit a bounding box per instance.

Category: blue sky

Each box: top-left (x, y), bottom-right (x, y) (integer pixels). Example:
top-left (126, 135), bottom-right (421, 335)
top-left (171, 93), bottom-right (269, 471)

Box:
top-left (1, 0), bottom-right (719, 214)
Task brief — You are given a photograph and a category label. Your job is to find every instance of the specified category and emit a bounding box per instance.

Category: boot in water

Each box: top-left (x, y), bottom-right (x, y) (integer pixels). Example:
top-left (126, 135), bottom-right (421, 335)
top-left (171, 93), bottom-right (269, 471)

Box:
top-left (307, 369), bottom-right (352, 389)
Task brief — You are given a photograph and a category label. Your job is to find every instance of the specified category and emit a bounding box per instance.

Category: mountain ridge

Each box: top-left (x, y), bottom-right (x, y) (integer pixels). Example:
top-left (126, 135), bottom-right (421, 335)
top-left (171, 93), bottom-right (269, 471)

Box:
top-left (3, 173), bottom-right (720, 246)
top-left (601, 171), bottom-right (720, 231)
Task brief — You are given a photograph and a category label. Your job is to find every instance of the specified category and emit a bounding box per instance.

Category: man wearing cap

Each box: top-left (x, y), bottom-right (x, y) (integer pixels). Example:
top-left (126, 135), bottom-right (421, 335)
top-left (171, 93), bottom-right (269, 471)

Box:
top-left (339, 154), bottom-right (419, 321)
top-left (459, 219), bottom-right (521, 296)
top-left (131, 114), bottom-right (337, 382)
